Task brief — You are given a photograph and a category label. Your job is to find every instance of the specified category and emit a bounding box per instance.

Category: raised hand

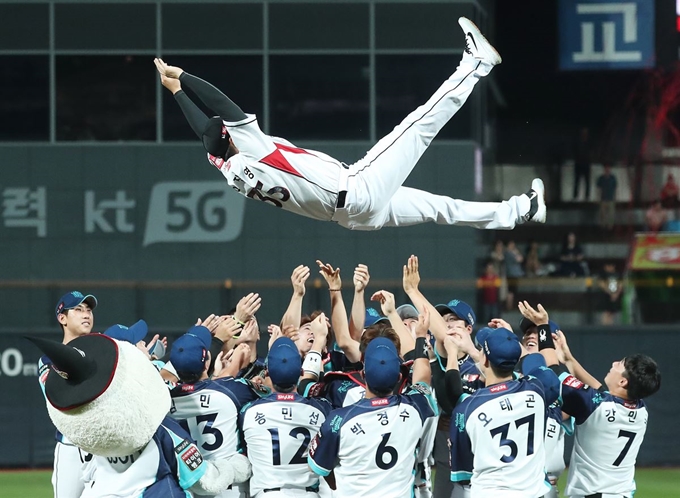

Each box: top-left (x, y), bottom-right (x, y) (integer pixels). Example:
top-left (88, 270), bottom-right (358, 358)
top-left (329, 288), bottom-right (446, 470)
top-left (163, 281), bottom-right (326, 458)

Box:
top-left (370, 290), bottom-right (397, 316)
top-left (353, 264), bottom-right (370, 293)
top-left (234, 293), bottom-right (262, 324)
top-left (291, 265), bottom-right (310, 297)
top-left (552, 330), bottom-right (572, 363)
top-left (488, 317), bottom-right (514, 332)
top-left (267, 324), bottom-right (283, 350)
top-left (518, 301), bottom-right (549, 325)
top-left (153, 58), bottom-right (183, 79)
top-left (214, 316), bottom-right (243, 342)
top-left (196, 314), bottom-right (225, 334)
top-left (316, 260), bottom-right (341, 290)
top-left (403, 255), bottom-right (421, 293)
top-left (415, 306), bottom-right (430, 339)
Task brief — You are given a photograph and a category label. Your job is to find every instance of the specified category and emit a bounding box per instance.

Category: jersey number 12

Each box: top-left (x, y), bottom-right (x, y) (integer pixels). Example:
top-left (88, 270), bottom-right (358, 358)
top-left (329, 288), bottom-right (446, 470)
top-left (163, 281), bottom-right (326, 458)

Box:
top-left (268, 427), bottom-right (311, 465)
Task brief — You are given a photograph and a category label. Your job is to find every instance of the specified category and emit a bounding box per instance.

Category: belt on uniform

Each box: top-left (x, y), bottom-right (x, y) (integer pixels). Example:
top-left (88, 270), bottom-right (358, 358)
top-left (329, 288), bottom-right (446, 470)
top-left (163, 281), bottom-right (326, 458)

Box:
top-left (585, 494), bottom-right (626, 498)
top-left (263, 486), bottom-right (318, 493)
top-left (336, 190), bottom-right (347, 209)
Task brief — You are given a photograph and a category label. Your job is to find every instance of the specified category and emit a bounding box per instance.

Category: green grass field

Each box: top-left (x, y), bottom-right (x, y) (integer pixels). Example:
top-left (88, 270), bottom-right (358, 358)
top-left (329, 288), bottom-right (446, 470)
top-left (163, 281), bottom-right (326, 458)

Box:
top-left (1, 467), bottom-right (679, 497)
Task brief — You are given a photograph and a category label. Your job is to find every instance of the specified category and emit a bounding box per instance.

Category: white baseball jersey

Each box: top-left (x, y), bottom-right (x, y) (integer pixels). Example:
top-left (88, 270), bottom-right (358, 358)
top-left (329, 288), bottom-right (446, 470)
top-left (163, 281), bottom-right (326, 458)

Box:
top-left (168, 377), bottom-right (265, 497)
top-left (207, 59), bottom-right (529, 232)
top-left (450, 378), bottom-right (552, 498)
top-left (39, 356), bottom-right (96, 498)
top-left (560, 373), bottom-right (648, 498)
top-left (208, 118), bottom-right (343, 222)
top-left (82, 418), bottom-right (207, 498)
top-left (240, 392), bottom-right (332, 496)
top-left (544, 406), bottom-right (570, 478)
top-left (308, 382), bottom-right (438, 498)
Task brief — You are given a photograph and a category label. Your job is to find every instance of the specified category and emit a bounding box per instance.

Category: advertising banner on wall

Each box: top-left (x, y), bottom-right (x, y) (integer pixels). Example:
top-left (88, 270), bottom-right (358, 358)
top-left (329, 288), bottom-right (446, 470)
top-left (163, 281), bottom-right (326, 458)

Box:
top-left (559, 0), bottom-right (655, 70)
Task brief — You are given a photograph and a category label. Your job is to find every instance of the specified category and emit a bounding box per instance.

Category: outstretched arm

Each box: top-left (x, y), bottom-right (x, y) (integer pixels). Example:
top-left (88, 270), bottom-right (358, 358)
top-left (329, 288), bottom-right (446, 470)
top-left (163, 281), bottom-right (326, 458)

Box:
top-left (155, 58), bottom-right (247, 123)
top-left (349, 264), bottom-right (370, 341)
top-left (156, 64), bottom-right (209, 138)
top-left (281, 265), bottom-right (310, 331)
top-left (554, 330), bottom-right (602, 389)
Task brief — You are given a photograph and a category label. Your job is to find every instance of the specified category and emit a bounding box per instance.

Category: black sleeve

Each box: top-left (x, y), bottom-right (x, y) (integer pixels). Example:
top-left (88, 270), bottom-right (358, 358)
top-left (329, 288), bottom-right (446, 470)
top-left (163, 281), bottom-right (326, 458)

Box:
top-left (444, 369), bottom-right (464, 407)
top-left (174, 90), bottom-right (209, 138)
top-left (431, 358), bottom-right (455, 415)
top-left (549, 363), bottom-right (569, 377)
top-left (179, 72), bottom-right (248, 122)
top-left (207, 336), bottom-right (224, 377)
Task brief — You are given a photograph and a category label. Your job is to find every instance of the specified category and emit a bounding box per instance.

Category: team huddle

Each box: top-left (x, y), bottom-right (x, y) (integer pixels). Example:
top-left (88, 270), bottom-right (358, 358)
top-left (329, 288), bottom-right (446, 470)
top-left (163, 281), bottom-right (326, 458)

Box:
top-left (33, 15), bottom-right (661, 498)
top-left (38, 254), bottom-right (660, 498)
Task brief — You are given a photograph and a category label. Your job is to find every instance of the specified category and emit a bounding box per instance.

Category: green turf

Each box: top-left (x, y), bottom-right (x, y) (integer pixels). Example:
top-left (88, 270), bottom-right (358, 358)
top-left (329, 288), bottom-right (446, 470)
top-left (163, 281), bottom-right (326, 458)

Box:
top-left (0, 467), bottom-right (679, 497)
top-left (556, 468), bottom-right (680, 497)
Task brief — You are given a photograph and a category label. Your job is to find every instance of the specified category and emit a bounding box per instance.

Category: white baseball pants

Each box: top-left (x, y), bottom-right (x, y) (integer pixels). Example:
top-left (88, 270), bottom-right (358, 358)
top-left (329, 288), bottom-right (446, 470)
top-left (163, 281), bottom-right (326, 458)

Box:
top-left (333, 59), bottom-right (529, 231)
top-left (51, 442), bottom-right (94, 498)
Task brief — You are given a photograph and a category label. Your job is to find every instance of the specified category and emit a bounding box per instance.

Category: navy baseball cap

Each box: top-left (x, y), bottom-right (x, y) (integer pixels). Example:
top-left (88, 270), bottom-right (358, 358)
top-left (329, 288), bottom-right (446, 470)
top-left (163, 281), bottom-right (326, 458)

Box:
top-left (396, 304), bottom-right (419, 321)
top-left (364, 337), bottom-right (401, 393)
top-left (435, 299), bottom-right (475, 327)
top-left (104, 320), bottom-right (148, 345)
top-left (518, 318), bottom-right (560, 335)
top-left (365, 308), bottom-right (389, 328)
top-left (474, 327), bottom-right (496, 349)
top-left (520, 353), bottom-right (561, 405)
top-left (481, 327), bottom-right (522, 369)
top-left (520, 352), bottom-right (547, 374)
top-left (170, 326), bottom-right (212, 374)
top-left (55, 291), bottom-right (97, 318)
top-left (266, 337), bottom-right (302, 388)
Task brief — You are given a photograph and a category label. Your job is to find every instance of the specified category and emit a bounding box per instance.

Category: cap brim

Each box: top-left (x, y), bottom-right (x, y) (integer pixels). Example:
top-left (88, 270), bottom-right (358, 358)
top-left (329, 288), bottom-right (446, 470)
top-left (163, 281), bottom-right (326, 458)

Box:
top-left (127, 320), bottom-right (148, 344)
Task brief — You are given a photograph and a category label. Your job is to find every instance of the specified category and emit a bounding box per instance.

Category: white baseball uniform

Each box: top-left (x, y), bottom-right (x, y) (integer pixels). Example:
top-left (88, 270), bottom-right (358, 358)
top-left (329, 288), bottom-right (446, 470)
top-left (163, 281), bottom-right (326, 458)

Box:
top-left (240, 392), bottom-right (332, 498)
top-left (208, 57), bottom-right (530, 231)
top-left (559, 373), bottom-right (649, 498)
top-left (308, 382), bottom-right (438, 498)
top-left (39, 356), bottom-right (96, 498)
top-left (168, 377), bottom-right (265, 498)
top-left (450, 377), bottom-right (552, 498)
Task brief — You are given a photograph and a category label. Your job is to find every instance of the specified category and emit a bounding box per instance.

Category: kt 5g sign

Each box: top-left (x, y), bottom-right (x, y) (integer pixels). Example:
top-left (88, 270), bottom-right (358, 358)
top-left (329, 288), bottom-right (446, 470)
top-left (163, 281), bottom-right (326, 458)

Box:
top-left (143, 182), bottom-right (245, 246)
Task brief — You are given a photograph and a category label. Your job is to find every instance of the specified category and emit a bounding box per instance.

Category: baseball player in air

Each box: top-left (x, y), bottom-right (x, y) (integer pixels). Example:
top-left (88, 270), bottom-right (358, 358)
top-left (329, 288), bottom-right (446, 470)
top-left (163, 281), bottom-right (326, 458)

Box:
top-left (155, 17), bottom-right (546, 231)
top-left (38, 291), bottom-right (98, 498)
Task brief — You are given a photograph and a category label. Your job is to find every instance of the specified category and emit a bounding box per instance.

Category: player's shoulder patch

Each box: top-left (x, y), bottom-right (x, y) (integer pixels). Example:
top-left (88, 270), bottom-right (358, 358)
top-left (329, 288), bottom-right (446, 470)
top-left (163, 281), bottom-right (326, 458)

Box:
top-left (306, 381), bottom-right (326, 398)
top-left (175, 439), bottom-right (203, 471)
top-left (562, 374), bottom-right (586, 390)
top-left (329, 414), bottom-right (343, 434)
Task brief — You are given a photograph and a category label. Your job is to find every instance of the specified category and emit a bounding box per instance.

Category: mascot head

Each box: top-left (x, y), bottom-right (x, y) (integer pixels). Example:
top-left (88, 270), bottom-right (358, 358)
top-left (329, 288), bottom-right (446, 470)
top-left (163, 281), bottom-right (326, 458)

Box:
top-left (30, 331), bottom-right (170, 457)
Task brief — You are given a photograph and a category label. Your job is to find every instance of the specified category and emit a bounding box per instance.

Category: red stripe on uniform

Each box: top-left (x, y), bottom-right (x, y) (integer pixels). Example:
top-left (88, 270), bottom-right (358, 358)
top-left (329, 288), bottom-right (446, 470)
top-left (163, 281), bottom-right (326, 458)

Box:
top-left (259, 148), bottom-right (304, 177)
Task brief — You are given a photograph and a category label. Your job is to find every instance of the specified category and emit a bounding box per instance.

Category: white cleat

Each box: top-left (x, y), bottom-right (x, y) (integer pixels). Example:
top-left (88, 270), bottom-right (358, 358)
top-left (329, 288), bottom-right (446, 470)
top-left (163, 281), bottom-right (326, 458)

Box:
top-left (525, 178), bottom-right (546, 223)
top-left (458, 17), bottom-right (502, 66)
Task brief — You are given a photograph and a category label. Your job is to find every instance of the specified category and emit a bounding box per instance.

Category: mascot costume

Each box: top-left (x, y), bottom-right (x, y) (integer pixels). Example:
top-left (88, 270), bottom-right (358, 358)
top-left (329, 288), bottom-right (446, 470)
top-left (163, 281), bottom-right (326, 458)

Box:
top-left (30, 332), bottom-right (251, 497)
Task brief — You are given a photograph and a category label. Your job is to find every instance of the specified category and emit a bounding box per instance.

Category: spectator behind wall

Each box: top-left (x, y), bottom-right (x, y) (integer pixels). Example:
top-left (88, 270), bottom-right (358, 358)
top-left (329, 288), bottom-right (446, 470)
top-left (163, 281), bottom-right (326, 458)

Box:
top-left (490, 239), bottom-right (508, 304)
top-left (598, 263), bottom-right (623, 325)
top-left (661, 173), bottom-right (679, 209)
top-left (477, 261), bottom-right (501, 323)
top-left (573, 126), bottom-right (592, 201)
top-left (504, 240), bottom-right (524, 310)
top-left (645, 200), bottom-right (667, 233)
top-left (596, 165), bottom-right (617, 230)
top-left (558, 231), bottom-right (587, 277)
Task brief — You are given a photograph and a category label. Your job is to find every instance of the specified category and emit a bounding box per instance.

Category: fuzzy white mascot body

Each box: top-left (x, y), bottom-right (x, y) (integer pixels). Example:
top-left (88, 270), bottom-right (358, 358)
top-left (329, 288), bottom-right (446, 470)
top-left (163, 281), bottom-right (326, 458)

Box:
top-left (31, 333), bottom-right (251, 497)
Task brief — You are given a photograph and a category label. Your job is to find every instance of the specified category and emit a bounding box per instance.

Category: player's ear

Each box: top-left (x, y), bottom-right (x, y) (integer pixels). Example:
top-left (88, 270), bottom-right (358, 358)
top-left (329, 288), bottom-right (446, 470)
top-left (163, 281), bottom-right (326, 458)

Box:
top-left (57, 312), bottom-right (68, 327)
top-left (619, 374), bottom-right (629, 390)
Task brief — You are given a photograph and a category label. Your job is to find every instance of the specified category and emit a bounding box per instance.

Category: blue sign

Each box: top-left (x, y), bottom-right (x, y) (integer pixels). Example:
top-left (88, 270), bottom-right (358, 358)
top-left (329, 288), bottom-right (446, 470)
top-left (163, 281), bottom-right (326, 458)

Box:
top-left (559, 0), bottom-right (655, 70)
